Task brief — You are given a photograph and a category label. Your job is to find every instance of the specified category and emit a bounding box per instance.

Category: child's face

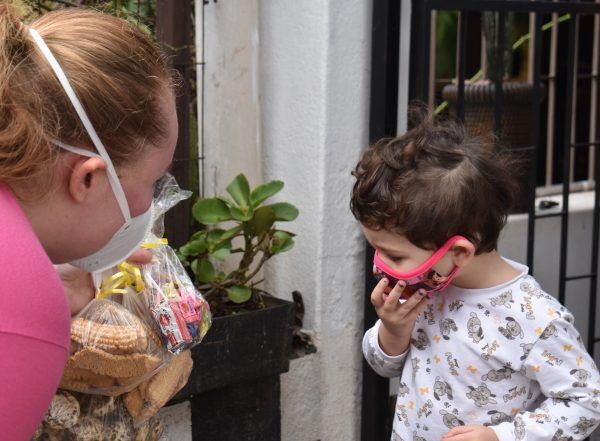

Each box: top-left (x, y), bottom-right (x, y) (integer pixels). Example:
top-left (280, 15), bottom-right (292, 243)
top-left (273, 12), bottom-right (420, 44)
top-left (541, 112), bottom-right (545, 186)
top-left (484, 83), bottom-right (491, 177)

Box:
top-left (361, 226), bottom-right (456, 293)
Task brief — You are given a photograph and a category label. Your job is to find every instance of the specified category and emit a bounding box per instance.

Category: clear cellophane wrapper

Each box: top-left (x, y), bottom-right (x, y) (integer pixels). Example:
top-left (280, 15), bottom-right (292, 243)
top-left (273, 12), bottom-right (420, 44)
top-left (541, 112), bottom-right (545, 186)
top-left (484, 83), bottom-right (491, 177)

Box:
top-left (52, 175), bottom-right (210, 430)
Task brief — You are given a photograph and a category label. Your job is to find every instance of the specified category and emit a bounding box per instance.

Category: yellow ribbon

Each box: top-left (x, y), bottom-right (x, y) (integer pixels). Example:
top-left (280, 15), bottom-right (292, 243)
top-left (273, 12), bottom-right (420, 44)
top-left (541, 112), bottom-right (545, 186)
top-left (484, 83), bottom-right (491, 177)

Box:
top-left (97, 238), bottom-right (169, 299)
top-left (141, 238), bottom-right (169, 249)
top-left (97, 262), bottom-right (145, 299)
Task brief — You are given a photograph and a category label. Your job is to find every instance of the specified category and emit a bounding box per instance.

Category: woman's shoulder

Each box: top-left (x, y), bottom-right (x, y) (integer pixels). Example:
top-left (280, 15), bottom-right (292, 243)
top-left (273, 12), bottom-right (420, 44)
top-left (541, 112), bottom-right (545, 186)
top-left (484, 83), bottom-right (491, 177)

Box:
top-left (0, 183), bottom-right (70, 350)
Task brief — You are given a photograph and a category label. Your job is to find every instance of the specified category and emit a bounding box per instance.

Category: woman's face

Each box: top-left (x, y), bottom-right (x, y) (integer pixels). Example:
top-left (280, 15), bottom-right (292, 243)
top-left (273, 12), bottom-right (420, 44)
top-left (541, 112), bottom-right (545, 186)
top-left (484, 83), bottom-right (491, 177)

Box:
top-left (56, 87), bottom-right (178, 263)
top-left (118, 89), bottom-right (179, 218)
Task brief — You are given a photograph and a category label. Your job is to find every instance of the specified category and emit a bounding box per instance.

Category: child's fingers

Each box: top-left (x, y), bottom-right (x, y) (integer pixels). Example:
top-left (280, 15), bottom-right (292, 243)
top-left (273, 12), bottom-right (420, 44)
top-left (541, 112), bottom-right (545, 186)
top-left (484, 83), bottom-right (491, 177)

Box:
top-left (383, 280), bottom-right (406, 309)
top-left (405, 294), bottom-right (430, 320)
top-left (398, 288), bottom-right (427, 313)
top-left (442, 425), bottom-right (474, 439)
top-left (370, 278), bottom-right (389, 308)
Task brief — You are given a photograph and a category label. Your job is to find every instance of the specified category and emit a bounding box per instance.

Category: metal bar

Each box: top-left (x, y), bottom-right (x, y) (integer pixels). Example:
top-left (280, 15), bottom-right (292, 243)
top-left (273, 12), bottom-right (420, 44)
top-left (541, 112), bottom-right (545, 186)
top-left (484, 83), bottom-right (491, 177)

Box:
top-left (527, 12), bottom-right (535, 84)
top-left (363, 0), bottom-right (401, 438)
top-left (565, 273), bottom-right (597, 282)
top-left (420, 1), bottom-right (432, 102)
top-left (572, 141), bottom-right (600, 149)
top-left (569, 15), bottom-right (580, 184)
top-left (494, 11), bottom-right (506, 137)
top-left (589, 7), bottom-right (600, 355)
top-left (574, 73), bottom-right (600, 81)
top-left (428, 10), bottom-right (437, 110)
top-left (195, 0), bottom-right (205, 198)
top-left (427, 0), bottom-right (600, 14)
top-left (546, 11), bottom-right (558, 186)
top-left (535, 211), bottom-right (567, 220)
top-left (527, 13), bottom-right (544, 273)
top-left (558, 14), bottom-right (577, 305)
top-left (156, 0), bottom-right (192, 248)
top-left (589, 6), bottom-right (600, 181)
top-left (456, 10), bottom-right (468, 121)
top-left (396, 0), bottom-right (412, 135)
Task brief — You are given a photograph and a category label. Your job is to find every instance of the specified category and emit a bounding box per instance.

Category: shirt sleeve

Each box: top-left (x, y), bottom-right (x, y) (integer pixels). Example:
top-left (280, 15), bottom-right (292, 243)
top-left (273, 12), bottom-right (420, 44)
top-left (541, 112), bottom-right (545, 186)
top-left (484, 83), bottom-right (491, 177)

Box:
top-left (362, 319), bottom-right (409, 378)
top-left (490, 317), bottom-right (600, 441)
top-left (0, 332), bottom-right (68, 441)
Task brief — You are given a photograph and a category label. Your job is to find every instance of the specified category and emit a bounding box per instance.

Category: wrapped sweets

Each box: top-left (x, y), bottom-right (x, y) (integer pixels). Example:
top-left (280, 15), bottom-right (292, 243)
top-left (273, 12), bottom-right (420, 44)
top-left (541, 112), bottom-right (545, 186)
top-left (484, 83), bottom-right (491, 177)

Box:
top-left (124, 349), bottom-right (193, 424)
top-left (33, 392), bottom-right (164, 441)
top-left (151, 280), bottom-right (210, 354)
top-left (60, 299), bottom-right (169, 396)
top-left (143, 242), bottom-right (211, 355)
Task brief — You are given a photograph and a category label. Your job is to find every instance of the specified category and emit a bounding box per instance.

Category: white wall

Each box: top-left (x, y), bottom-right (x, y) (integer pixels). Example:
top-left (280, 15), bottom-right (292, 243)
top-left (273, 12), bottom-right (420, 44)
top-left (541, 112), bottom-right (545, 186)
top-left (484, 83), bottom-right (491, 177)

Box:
top-left (499, 192), bottom-right (600, 364)
top-left (259, 2), bottom-right (372, 440)
top-left (201, 1), bottom-right (373, 440)
top-left (203, 0), bottom-right (262, 197)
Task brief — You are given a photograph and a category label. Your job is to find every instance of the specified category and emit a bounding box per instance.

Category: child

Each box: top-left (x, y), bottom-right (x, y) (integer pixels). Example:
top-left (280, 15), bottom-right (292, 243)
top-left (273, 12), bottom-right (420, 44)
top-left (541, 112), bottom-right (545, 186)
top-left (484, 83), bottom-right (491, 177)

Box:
top-left (351, 114), bottom-right (600, 441)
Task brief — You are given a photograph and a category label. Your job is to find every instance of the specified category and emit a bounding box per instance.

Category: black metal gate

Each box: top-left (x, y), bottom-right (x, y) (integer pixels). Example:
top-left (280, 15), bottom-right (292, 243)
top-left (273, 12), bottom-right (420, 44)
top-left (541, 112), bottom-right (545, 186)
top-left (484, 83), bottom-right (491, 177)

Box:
top-left (362, 1), bottom-right (600, 440)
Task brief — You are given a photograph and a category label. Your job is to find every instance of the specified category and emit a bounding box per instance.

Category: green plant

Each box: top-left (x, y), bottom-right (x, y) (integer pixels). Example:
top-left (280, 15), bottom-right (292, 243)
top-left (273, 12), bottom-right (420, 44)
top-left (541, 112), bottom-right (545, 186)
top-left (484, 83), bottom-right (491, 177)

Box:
top-left (436, 12), bottom-right (571, 114)
top-left (178, 174), bottom-right (299, 315)
top-left (22, 0), bottom-right (156, 34)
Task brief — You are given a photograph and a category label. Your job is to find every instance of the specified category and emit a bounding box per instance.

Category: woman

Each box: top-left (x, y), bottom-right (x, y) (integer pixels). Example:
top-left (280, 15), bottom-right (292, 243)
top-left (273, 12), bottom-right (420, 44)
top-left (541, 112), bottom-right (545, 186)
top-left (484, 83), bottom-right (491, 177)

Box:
top-left (0, 6), bottom-right (178, 439)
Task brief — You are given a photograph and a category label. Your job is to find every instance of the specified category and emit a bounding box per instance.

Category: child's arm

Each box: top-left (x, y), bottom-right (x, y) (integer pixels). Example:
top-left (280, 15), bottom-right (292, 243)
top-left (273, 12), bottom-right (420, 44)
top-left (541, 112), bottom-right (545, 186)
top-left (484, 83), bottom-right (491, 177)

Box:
top-left (362, 278), bottom-right (429, 377)
top-left (489, 315), bottom-right (600, 441)
top-left (363, 319), bottom-right (409, 377)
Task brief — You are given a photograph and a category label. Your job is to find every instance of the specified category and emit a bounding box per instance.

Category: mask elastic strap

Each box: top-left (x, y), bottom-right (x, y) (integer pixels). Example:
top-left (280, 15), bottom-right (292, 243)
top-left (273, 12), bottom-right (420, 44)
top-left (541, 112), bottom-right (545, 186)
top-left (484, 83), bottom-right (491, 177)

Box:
top-left (53, 140), bottom-right (99, 158)
top-left (29, 28), bottom-right (131, 224)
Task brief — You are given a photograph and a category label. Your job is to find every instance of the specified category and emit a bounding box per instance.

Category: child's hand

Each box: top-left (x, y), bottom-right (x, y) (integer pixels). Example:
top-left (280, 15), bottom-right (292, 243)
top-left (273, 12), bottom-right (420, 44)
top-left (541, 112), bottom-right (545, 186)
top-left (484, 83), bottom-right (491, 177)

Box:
top-left (371, 278), bottom-right (429, 356)
top-left (442, 425), bottom-right (499, 441)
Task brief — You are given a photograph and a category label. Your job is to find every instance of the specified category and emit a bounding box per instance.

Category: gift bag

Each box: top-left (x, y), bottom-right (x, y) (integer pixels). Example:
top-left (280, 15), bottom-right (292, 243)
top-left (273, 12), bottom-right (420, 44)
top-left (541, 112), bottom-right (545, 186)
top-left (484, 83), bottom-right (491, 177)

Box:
top-left (33, 389), bottom-right (164, 441)
top-left (60, 174), bottom-right (211, 396)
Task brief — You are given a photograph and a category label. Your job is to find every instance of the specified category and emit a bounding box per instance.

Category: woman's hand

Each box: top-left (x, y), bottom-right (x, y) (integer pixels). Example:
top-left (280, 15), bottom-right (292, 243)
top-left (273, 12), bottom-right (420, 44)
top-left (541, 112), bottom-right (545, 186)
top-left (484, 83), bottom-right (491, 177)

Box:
top-left (442, 425), bottom-right (499, 441)
top-left (371, 278), bottom-right (429, 356)
top-left (56, 248), bottom-right (154, 316)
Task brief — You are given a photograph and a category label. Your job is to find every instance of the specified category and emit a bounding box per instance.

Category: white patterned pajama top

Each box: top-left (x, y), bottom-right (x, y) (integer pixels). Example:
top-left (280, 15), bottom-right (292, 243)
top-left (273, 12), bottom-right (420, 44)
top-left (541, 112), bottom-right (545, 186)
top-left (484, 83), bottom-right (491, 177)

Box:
top-left (363, 260), bottom-right (600, 441)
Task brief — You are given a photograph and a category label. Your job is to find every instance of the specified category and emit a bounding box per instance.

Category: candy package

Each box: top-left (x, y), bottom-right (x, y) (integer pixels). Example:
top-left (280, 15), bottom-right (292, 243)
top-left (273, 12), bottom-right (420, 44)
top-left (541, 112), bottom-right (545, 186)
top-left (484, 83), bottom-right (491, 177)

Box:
top-left (143, 243), bottom-right (212, 354)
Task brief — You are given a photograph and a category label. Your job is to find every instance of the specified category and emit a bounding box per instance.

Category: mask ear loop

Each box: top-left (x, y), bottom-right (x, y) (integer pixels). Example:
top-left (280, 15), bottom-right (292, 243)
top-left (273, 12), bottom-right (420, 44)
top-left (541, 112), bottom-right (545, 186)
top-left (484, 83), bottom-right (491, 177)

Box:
top-left (28, 28), bottom-right (131, 225)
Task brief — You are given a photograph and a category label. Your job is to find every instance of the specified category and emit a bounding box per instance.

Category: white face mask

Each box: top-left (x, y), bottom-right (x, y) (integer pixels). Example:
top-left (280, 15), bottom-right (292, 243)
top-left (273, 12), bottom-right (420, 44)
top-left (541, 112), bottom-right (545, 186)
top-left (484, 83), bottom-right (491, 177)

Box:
top-left (29, 28), bottom-right (154, 273)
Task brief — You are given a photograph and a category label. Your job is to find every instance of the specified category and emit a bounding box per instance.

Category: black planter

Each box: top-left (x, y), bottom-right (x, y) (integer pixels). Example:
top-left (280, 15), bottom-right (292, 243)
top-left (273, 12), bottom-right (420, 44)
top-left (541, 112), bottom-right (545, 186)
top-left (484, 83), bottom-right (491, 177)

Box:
top-left (170, 297), bottom-right (295, 441)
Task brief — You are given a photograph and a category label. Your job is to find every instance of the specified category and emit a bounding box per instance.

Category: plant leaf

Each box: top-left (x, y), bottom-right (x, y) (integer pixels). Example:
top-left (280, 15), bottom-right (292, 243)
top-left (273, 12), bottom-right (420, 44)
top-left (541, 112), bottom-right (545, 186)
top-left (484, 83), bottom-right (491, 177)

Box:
top-left (176, 251), bottom-right (188, 265)
top-left (269, 231), bottom-right (295, 254)
top-left (190, 230), bottom-right (207, 241)
top-left (211, 241), bottom-right (232, 261)
top-left (193, 198), bottom-right (232, 225)
top-left (246, 206), bottom-right (276, 236)
top-left (229, 205), bottom-right (254, 222)
top-left (179, 238), bottom-right (207, 257)
top-left (190, 259), bottom-right (199, 274)
top-left (250, 180), bottom-right (284, 207)
top-left (221, 225), bottom-right (243, 241)
top-left (227, 285), bottom-right (252, 304)
top-left (207, 229), bottom-right (226, 245)
top-left (226, 174), bottom-right (251, 208)
top-left (269, 202), bottom-right (299, 221)
top-left (197, 259), bottom-right (215, 283)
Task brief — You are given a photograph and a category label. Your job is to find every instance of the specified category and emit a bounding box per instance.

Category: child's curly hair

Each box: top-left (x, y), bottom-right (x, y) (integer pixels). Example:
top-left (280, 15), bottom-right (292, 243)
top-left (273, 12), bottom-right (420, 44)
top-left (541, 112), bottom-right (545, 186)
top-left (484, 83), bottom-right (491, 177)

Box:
top-left (350, 111), bottom-right (520, 254)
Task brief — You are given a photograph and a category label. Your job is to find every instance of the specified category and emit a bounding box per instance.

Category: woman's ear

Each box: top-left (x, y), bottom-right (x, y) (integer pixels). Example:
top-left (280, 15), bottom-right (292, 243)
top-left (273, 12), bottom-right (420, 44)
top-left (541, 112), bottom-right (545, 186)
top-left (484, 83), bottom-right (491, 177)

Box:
top-left (67, 156), bottom-right (107, 203)
top-left (450, 238), bottom-right (476, 268)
